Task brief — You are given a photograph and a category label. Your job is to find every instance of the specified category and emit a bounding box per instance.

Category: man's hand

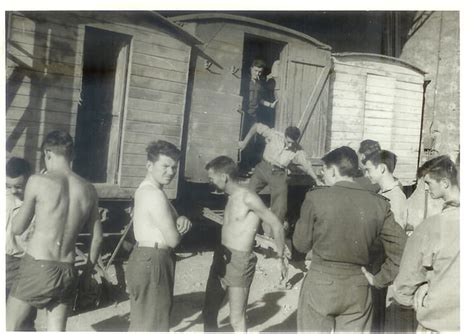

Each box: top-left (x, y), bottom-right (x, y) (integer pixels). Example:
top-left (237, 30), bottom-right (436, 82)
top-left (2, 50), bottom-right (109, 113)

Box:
top-left (361, 266), bottom-right (375, 286)
top-left (269, 99), bottom-right (279, 109)
top-left (414, 283), bottom-right (429, 311)
top-left (176, 216), bottom-right (192, 235)
top-left (278, 257), bottom-right (289, 284)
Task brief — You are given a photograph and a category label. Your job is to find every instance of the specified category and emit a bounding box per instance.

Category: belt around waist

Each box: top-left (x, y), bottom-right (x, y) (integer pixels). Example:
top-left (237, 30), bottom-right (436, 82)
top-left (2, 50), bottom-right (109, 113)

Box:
top-left (263, 160), bottom-right (286, 171)
top-left (136, 241), bottom-right (170, 249)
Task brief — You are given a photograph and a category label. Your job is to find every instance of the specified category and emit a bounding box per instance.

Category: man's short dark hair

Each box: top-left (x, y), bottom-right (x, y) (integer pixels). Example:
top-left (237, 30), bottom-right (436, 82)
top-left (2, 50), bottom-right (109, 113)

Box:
top-left (284, 126), bottom-right (301, 142)
top-left (363, 150), bottom-right (398, 174)
top-left (322, 146), bottom-right (359, 177)
top-left (251, 59), bottom-right (266, 68)
top-left (417, 155), bottom-right (458, 186)
top-left (6, 157), bottom-right (32, 178)
top-left (358, 139), bottom-right (381, 156)
top-left (205, 156), bottom-right (239, 181)
top-left (41, 130), bottom-right (74, 160)
top-left (146, 140), bottom-right (181, 163)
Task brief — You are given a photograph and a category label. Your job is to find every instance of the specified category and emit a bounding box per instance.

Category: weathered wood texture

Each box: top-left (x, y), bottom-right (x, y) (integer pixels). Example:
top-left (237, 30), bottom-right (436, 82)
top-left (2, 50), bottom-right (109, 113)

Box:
top-left (180, 18), bottom-right (331, 181)
top-left (6, 11), bottom-right (192, 198)
top-left (328, 55), bottom-right (425, 184)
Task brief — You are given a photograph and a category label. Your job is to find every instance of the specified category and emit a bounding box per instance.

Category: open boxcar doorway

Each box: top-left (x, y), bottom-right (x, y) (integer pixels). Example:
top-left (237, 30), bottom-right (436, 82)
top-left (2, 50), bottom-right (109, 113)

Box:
top-left (239, 34), bottom-right (287, 173)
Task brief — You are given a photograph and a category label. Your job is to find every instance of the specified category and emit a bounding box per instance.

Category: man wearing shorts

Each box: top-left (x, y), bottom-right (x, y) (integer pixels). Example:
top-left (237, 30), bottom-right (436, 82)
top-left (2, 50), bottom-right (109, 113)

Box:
top-left (6, 130), bottom-right (103, 331)
top-left (202, 156), bottom-right (288, 332)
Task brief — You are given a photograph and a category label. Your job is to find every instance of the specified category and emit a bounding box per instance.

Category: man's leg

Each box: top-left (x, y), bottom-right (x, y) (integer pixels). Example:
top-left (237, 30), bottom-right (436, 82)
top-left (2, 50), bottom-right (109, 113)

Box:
top-left (228, 287), bottom-right (250, 332)
top-left (46, 303), bottom-right (69, 331)
top-left (267, 171), bottom-right (288, 237)
top-left (202, 270), bottom-right (227, 331)
top-left (6, 296), bottom-right (37, 331)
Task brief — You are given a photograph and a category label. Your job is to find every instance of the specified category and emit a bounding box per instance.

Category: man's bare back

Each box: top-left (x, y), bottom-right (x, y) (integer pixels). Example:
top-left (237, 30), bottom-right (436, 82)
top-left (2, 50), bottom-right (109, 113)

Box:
top-left (21, 170), bottom-right (97, 263)
top-left (222, 186), bottom-right (260, 252)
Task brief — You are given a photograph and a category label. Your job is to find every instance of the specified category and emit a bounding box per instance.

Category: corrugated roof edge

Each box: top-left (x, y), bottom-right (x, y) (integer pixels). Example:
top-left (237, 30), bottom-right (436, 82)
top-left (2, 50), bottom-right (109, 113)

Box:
top-left (332, 52), bottom-right (427, 75)
top-left (168, 12), bottom-right (332, 51)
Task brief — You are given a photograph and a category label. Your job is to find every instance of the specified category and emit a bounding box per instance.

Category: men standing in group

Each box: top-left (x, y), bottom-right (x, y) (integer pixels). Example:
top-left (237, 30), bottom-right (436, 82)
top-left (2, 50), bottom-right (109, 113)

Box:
top-left (293, 146), bottom-right (407, 332)
top-left (392, 155), bottom-right (459, 332)
top-left (6, 130), bottom-right (103, 331)
top-left (239, 123), bottom-right (319, 236)
top-left (202, 156), bottom-right (288, 332)
top-left (126, 140), bottom-right (192, 332)
top-left (6, 157), bottom-right (37, 330)
top-left (363, 150), bottom-right (417, 332)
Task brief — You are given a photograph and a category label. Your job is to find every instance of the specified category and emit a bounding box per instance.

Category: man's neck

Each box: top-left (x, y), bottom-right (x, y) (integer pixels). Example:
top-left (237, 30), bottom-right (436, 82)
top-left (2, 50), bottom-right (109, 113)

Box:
top-left (333, 176), bottom-right (355, 184)
top-left (225, 181), bottom-right (240, 195)
top-left (145, 174), bottom-right (164, 190)
top-left (379, 175), bottom-right (398, 192)
top-left (443, 187), bottom-right (460, 204)
top-left (47, 159), bottom-right (72, 173)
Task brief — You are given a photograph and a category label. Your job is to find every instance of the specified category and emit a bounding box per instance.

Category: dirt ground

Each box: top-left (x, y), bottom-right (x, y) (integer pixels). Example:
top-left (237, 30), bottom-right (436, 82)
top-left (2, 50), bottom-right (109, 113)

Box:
top-left (33, 249), bottom-right (308, 332)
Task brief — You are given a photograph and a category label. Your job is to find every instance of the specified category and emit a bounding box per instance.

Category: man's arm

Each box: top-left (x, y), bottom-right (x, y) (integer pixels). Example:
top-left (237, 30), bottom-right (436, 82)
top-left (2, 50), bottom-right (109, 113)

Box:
top-left (239, 123), bottom-right (271, 151)
top-left (391, 230), bottom-right (430, 307)
top-left (12, 175), bottom-right (38, 235)
top-left (243, 191), bottom-right (288, 281)
top-left (292, 192), bottom-right (316, 253)
top-left (243, 192), bottom-right (285, 257)
top-left (87, 188), bottom-right (103, 268)
top-left (139, 188), bottom-right (182, 248)
top-left (292, 151), bottom-right (319, 184)
top-left (371, 209), bottom-right (408, 288)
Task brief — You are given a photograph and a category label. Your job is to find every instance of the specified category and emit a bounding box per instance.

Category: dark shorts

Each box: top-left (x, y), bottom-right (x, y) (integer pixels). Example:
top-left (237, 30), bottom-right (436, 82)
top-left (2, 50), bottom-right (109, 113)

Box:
top-left (6, 254), bottom-right (22, 297)
top-left (210, 245), bottom-right (257, 288)
top-left (10, 253), bottom-right (78, 310)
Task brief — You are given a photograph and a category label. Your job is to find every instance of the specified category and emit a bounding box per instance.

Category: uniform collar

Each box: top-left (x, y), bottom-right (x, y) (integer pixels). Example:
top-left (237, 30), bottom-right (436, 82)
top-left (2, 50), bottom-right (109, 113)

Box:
top-left (333, 180), bottom-right (367, 191)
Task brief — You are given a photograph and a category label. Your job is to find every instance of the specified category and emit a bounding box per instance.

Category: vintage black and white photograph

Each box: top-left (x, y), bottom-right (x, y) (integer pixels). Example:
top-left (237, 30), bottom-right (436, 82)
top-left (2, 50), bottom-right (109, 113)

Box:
top-left (4, 8), bottom-right (461, 332)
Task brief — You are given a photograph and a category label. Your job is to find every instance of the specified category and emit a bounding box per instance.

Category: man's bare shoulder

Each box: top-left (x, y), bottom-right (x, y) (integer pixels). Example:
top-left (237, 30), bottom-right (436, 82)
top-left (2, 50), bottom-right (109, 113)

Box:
top-left (241, 187), bottom-right (262, 207)
top-left (135, 183), bottom-right (168, 204)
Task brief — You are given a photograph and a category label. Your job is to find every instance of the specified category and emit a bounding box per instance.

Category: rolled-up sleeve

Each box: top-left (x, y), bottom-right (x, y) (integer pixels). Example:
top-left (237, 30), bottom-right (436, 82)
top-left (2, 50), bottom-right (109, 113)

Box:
top-left (392, 229), bottom-right (429, 306)
top-left (293, 193), bottom-right (316, 253)
top-left (373, 209), bottom-right (408, 288)
top-left (255, 123), bottom-right (272, 139)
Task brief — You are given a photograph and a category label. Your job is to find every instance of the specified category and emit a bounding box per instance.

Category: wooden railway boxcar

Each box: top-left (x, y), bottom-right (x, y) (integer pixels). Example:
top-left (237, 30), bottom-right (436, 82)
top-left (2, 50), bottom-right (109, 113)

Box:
top-left (329, 53), bottom-right (426, 185)
top-left (171, 13), bottom-right (333, 183)
top-left (6, 12), bottom-right (427, 199)
top-left (6, 11), bottom-right (201, 199)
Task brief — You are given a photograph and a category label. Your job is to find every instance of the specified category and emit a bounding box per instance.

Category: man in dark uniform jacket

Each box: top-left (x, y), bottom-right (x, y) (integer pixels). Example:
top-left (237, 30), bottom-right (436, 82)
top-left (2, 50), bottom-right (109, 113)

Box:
top-left (293, 146), bottom-right (407, 332)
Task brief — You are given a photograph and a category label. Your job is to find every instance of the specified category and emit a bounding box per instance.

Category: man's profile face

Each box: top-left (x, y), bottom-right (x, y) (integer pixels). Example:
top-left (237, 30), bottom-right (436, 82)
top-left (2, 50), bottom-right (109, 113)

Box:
top-left (6, 175), bottom-right (28, 201)
top-left (207, 168), bottom-right (226, 192)
top-left (148, 154), bottom-right (178, 186)
top-left (424, 174), bottom-right (445, 199)
top-left (322, 164), bottom-right (336, 186)
top-left (364, 160), bottom-right (383, 185)
top-left (251, 66), bottom-right (264, 81)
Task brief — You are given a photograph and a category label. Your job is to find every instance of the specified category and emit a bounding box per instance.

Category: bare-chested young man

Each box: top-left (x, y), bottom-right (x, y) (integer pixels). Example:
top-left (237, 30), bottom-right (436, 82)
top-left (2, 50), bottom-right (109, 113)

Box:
top-left (125, 140), bottom-right (192, 332)
top-left (6, 130), bottom-right (103, 331)
top-left (202, 156), bottom-right (288, 332)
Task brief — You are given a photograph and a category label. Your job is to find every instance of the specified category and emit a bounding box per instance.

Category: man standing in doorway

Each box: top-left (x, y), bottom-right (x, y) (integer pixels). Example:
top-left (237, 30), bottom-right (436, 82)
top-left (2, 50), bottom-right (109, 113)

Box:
top-left (126, 140), bottom-right (192, 331)
top-left (239, 122), bottom-right (319, 236)
top-left (6, 130), bottom-right (103, 331)
top-left (293, 146), bottom-right (407, 332)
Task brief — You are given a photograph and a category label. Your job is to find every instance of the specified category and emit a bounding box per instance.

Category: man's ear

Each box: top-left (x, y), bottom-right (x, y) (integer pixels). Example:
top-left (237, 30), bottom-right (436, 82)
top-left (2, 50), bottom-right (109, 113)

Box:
top-left (43, 149), bottom-right (51, 161)
top-left (440, 177), bottom-right (450, 189)
top-left (146, 160), bottom-right (153, 172)
top-left (380, 163), bottom-right (387, 174)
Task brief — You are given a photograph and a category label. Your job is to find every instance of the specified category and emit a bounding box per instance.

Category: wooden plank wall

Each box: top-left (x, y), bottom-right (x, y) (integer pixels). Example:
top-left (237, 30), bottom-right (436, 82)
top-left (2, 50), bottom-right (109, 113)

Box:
top-left (6, 11), bottom-right (192, 198)
top-left (329, 57), bottom-right (424, 185)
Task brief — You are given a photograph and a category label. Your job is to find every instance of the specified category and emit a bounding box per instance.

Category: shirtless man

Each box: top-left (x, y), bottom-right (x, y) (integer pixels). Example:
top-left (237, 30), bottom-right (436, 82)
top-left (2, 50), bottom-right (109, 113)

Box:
top-left (202, 156), bottom-right (288, 332)
top-left (125, 140), bottom-right (192, 331)
top-left (6, 130), bottom-right (103, 331)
